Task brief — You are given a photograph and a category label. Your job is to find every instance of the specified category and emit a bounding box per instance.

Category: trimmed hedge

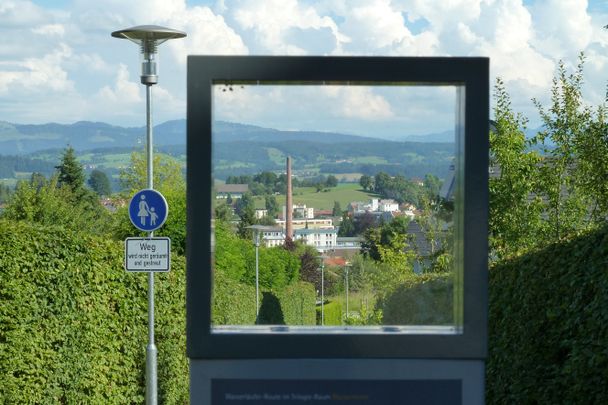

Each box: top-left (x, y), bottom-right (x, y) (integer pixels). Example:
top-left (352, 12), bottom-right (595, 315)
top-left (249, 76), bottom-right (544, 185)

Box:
top-left (379, 273), bottom-right (452, 325)
top-left (0, 220), bottom-right (188, 404)
top-left (276, 282), bottom-right (316, 325)
top-left (212, 271), bottom-right (316, 326)
top-left (487, 227), bottom-right (608, 403)
top-left (316, 301), bottom-right (343, 326)
top-left (212, 268), bottom-right (257, 325)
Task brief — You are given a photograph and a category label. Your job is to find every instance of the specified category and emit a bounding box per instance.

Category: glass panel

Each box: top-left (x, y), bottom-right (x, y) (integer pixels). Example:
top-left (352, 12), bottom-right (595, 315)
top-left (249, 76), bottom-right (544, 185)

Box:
top-left (210, 82), bottom-right (462, 334)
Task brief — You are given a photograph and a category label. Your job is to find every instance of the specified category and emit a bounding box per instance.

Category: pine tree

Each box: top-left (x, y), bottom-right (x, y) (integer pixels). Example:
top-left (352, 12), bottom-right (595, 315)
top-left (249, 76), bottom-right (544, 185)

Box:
top-left (55, 146), bottom-right (85, 192)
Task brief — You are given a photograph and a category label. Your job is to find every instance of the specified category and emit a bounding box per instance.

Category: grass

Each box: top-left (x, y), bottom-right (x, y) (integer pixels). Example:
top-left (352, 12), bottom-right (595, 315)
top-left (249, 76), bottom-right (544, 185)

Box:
top-left (255, 183), bottom-right (379, 211)
top-left (265, 147), bottom-right (285, 165)
top-left (351, 156), bottom-right (388, 164)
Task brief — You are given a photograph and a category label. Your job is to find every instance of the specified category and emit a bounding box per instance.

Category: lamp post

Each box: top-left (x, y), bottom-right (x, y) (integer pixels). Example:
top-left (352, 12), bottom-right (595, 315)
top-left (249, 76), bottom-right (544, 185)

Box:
top-left (344, 263), bottom-right (350, 318)
top-left (318, 255), bottom-right (328, 325)
top-left (247, 225), bottom-right (267, 316)
top-left (111, 25), bottom-right (185, 405)
top-left (254, 230), bottom-right (260, 315)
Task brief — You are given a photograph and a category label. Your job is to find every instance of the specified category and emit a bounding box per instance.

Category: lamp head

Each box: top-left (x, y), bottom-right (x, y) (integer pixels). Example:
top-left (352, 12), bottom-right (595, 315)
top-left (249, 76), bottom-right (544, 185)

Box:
top-left (111, 25), bottom-right (186, 85)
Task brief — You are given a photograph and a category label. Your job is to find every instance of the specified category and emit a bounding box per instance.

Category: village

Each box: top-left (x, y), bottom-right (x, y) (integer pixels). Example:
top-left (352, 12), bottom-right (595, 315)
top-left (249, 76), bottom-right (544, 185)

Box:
top-left (215, 156), bottom-right (451, 272)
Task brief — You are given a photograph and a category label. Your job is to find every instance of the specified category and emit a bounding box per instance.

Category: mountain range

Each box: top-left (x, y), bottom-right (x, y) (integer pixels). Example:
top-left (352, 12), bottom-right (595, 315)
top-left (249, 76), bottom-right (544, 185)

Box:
top-left (0, 119), bottom-right (456, 155)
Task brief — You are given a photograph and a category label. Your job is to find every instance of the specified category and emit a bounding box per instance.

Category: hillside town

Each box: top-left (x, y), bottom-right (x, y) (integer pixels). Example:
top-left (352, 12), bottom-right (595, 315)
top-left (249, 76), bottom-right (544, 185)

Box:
top-left (214, 156), bottom-right (447, 274)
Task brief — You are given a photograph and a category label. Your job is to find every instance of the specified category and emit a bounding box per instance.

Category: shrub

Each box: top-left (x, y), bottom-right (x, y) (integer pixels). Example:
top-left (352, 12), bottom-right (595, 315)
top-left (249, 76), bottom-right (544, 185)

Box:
top-left (487, 227), bottom-right (608, 403)
top-left (317, 301), bottom-right (343, 326)
top-left (276, 282), bottom-right (316, 325)
top-left (212, 267), bottom-right (257, 325)
top-left (0, 220), bottom-right (188, 404)
top-left (378, 273), bottom-right (452, 325)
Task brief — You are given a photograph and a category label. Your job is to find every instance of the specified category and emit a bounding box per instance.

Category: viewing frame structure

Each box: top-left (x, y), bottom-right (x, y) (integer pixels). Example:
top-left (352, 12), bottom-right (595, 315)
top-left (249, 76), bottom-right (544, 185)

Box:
top-left (186, 56), bottom-right (488, 360)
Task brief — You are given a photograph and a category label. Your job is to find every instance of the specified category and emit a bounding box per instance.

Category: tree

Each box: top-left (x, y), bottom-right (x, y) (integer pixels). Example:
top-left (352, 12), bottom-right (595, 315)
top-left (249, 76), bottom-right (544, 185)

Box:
top-left (532, 53), bottom-right (607, 240)
top-left (236, 192), bottom-right (256, 239)
top-left (265, 195), bottom-right (279, 217)
top-left (423, 174), bottom-right (441, 200)
top-left (3, 174), bottom-right (111, 233)
top-left (338, 212), bottom-right (355, 237)
top-left (119, 151), bottom-right (185, 195)
top-left (0, 183), bottom-right (10, 204)
top-left (325, 175), bottom-right (338, 188)
top-left (374, 172), bottom-right (391, 194)
top-left (489, 78), bottom-right (544, 258)
top-left (88, 169), bottom-right (112, 196)
top-left (332, 201), bottom-right (342, 216)
top-left (55, 146), bottom-right (85, 192)
top-left (359, 174), bottom-right (373, 191)
top-left (114, 151), bottom-right (187, 253)
top-left (297, 245), bottom-right (322, 292)
top-left (214, 203), bottom-right (233, 222)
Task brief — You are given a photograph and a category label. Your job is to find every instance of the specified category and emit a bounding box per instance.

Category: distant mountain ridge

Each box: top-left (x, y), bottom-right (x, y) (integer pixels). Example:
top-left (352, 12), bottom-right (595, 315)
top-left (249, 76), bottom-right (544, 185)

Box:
top-left (0, 119), bottom-right (456, 155)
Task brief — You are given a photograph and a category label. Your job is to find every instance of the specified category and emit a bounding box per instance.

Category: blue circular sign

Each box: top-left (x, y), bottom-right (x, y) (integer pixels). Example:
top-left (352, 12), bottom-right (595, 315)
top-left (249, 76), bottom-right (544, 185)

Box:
top-left (128, 189), bottom-right (169, 232)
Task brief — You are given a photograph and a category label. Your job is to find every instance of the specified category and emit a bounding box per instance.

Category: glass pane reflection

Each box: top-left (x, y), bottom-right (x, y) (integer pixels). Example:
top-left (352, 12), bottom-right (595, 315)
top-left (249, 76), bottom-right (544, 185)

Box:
top-left (210, 83), bottom-right (462, 334)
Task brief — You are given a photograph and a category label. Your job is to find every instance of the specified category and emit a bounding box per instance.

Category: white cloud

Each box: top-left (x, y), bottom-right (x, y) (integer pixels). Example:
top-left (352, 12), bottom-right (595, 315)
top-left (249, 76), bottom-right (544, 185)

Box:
top-left (0, 0), bottom-right (607, 133)
top-left (31, 23), bottom-right (65, 37)
top-left (0, 0), bottom-right (49, 28)
top-left (166, 6), bottom-right (249, 64)
top-left (0, 43), bottom-right (74, 95)
top-left (73, 0), bottom-right (187, 28)
top-left (96, 64), bottom-right (141, 105)
top-left (531, 0), bottom-right (593, 59)
top-left (324, 86), bottom-right (394, 120)
top-left (230, 0), bottom-right (348, 54)
top-left (341, 0), bottom-right (410, 49)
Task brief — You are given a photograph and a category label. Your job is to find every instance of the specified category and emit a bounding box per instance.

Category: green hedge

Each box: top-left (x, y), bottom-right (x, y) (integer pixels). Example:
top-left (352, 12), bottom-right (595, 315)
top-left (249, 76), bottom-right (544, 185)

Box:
top-left (316, 301), bottom-right (343, 326)
top-left (379, 273), bottom-right (452, 325)
top-left (213, 271), bottom-right (316, 326)
top-left (214, 221), bottom-right (300, 290)
top-left (0, 220), bottom-right (188, 404)
top-left (487, 227), bottom-right (608, 403)
top-left (276, 282), bottom-right (316, 325)
top-left (212, 268), bottom-right (257, 325)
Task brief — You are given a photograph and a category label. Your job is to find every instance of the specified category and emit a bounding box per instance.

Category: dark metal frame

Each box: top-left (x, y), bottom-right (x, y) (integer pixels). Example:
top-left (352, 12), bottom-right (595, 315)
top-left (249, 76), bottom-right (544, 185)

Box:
top-left (187, 56), bottom-right (488, 359)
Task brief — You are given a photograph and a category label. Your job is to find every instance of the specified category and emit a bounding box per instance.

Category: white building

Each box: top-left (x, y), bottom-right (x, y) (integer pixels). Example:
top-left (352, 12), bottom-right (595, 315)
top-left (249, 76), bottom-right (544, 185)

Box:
top-left (348, 198), bottom-right (400, 214)
top-left (275, 218), bottom-right (333, 230)
top-left (378, 199), bottom-right (399, 212)
top-left (254, 209), bottom-right (268, 219)
top-left (250, 225), bottom-right (286, 248)
top-left (294, 228), bottom-right (338, 251)
top-left (282, 203), bottom-right (314, 219)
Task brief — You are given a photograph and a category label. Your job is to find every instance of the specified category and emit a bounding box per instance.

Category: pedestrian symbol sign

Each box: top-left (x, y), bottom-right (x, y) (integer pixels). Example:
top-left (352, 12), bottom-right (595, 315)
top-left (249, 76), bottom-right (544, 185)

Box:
top-left (129, 189), bottom-right (168, 232)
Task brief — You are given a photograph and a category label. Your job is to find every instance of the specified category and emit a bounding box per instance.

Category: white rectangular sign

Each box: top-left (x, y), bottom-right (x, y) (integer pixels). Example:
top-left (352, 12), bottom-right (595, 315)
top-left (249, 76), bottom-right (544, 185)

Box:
top-left (124, 237), bottom-right (171, 272)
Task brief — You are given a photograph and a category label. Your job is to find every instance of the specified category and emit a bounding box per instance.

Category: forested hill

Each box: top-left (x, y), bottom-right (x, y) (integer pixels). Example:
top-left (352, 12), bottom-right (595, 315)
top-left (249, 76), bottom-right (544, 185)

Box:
top-left (213, 139), bottom-right (454, 180)
top-left (0, 119), bottom-right (455, 182)
top-left (0, 119), bottom-right (455, 155)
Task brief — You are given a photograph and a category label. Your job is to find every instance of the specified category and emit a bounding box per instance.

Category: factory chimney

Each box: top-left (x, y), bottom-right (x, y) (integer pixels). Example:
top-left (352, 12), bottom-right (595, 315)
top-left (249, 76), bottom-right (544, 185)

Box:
top-left (285, 156), bottom-right (293, 243)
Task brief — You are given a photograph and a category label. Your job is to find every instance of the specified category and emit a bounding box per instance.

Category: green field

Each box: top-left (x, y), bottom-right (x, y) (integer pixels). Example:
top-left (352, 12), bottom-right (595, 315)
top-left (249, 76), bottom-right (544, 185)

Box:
top-left (255, 183), bottom-right (378, 211)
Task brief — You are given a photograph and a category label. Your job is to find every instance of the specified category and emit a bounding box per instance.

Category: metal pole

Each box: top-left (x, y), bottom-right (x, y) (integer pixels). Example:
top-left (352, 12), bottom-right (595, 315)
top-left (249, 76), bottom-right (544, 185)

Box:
top-left (321, 261), bottom-right (325, 326)
top-left (345, 266), bottom-right (349, 317)
top-left (255, 231), bottom-right (260, 315)
top-left (145, 83), bottom-right (157, 405)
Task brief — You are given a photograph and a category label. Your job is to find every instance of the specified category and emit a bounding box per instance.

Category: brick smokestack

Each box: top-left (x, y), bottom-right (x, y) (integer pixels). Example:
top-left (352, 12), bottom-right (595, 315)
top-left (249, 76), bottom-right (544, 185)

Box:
top-left (285, 156), bottom-right (293, 242)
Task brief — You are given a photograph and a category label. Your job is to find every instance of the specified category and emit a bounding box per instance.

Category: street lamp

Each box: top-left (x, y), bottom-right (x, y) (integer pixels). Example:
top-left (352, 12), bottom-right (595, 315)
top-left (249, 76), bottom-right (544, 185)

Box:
top-left (247, 225), bottom-right (269, 316)
top-left (252, 229), bottom-right (261, 315)
top-left (344, 262), bottom-right (351, 319)
top-left (112, 25), bottom-right (185, 405)
top-left (318, 255), bottom-right (329, 326)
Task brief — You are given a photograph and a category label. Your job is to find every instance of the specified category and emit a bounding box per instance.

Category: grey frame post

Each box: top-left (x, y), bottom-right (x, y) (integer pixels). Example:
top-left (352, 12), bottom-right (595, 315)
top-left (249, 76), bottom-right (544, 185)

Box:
top-left (186, 56), bottom-right (489, 360)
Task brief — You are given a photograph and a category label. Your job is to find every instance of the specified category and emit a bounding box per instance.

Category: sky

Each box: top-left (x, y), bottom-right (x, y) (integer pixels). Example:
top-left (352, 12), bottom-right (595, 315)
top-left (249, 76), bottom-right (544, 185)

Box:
top-left (0, 0), bottom-right (607, 138)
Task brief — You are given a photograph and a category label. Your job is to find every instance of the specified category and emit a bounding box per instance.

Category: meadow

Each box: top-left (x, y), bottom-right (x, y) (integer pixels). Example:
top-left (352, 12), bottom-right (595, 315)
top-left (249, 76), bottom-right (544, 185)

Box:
top-left (254, 183), bottom-right (379, 211)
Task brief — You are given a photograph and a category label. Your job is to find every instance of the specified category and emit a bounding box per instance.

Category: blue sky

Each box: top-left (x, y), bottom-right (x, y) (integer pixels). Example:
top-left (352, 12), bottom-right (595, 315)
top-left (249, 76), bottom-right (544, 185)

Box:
top-left (2, 0), bottom-right (608, 138)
